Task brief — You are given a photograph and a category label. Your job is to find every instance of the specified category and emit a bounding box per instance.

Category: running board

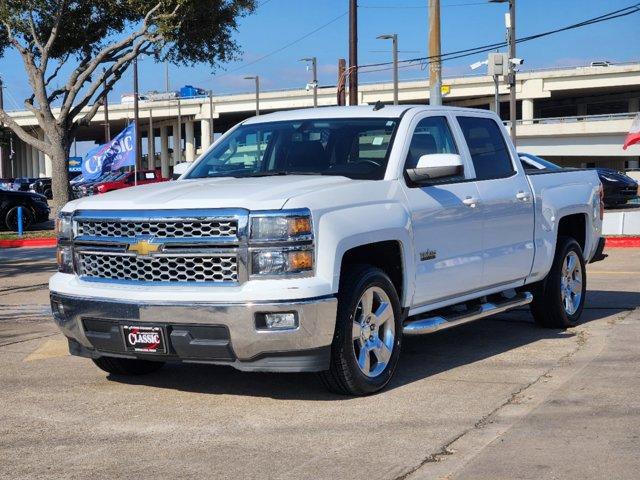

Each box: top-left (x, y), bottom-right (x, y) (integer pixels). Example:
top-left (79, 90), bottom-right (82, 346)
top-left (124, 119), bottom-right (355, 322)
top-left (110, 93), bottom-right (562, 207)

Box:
top-left (403, 292), bottom-right (533, 336)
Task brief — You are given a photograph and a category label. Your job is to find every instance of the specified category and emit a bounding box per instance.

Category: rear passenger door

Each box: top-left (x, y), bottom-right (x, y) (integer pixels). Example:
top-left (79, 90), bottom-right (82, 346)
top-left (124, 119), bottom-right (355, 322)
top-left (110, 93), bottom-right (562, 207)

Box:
top-left (455, 115), bottom-right (535, 288)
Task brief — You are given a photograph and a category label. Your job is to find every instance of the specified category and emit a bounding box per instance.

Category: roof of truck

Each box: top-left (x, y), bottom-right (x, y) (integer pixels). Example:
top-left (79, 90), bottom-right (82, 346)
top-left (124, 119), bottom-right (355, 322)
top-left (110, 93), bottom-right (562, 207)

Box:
top-left (242, 105), bottom-right (494, 124)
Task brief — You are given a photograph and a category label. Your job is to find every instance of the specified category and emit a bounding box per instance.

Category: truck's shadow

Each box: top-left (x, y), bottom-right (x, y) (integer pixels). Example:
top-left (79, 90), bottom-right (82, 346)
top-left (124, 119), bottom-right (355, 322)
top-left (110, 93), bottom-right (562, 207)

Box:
top-left (108, 289), bottom-right (638, 400)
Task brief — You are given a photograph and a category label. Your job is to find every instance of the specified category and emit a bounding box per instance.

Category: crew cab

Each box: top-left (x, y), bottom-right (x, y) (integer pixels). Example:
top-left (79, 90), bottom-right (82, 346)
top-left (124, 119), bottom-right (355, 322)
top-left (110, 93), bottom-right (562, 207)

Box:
top-left (92, 169), bottom-right (166, 194)
top-left (50, 106), bottom-right (604, 395)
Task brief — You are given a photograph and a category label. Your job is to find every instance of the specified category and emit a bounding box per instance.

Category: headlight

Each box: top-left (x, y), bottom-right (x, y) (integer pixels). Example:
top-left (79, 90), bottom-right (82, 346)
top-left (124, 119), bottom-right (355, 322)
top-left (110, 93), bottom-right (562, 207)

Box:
top-left (55, 213), bottom-right (73, 240)
top-left (250, 209), bottom-right (312, 242)
top-left (56, 245), bottom-right (74, 273)
top-left (251, 248), bottom-right (314, 276)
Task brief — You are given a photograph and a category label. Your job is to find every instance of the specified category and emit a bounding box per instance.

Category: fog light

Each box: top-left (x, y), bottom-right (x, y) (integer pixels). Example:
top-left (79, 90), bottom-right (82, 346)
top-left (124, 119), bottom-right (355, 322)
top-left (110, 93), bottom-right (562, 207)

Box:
top-left (255, 312), bottom-right (298, 330)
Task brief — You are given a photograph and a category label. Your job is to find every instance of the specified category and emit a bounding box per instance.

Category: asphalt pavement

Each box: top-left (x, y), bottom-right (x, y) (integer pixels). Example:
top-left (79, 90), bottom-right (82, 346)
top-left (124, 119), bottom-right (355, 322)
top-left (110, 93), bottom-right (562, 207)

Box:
top-left (0, 246), bottom-right (638, 480)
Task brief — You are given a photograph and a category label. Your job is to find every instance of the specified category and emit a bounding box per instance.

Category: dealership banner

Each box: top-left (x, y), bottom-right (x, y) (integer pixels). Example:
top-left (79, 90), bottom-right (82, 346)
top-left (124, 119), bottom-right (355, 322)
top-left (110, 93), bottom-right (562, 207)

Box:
top-left (82, 123), bottom-right (136, 180)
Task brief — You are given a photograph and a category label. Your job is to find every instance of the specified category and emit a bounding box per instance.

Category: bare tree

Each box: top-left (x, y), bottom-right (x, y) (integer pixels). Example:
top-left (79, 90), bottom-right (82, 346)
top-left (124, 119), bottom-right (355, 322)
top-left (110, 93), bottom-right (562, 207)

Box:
top-left (0, 0), bottom-right (255, 208)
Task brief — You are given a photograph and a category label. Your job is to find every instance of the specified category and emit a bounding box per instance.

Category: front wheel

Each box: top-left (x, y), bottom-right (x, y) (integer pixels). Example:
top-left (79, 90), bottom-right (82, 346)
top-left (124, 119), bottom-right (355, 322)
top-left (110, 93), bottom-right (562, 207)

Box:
top-left (5, 206), bottom-right (33, 231)
top-left (320, 265), bottom-right (402, 396)
top-left (530, 236), bottom-right (586, 329)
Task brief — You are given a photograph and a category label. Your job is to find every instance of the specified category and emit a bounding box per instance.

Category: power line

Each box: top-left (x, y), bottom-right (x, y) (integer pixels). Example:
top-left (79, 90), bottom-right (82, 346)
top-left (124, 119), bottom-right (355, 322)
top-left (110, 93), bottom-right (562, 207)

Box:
top-left (360, 1), bottom-right (490, 9)
top-left (358, 2), bottom-right (640, 72)
top-left (212, 11), bottom-right (348, 80)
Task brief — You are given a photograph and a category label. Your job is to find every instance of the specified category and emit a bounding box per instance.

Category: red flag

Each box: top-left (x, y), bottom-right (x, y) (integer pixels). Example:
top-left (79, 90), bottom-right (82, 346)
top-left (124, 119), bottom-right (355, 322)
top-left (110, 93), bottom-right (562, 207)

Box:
top-left (623, 113), bottom-right (640, 150)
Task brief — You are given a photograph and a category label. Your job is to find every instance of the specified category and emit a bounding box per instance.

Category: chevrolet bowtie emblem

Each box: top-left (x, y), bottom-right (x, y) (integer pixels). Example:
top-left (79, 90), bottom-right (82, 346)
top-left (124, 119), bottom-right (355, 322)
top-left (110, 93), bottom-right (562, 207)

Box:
top-left (128, 240), bottom-right (161, 256)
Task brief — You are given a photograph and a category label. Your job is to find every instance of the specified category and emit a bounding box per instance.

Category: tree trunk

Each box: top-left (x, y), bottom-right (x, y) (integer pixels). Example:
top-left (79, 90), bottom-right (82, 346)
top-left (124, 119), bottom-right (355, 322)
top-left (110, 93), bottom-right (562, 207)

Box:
top-left (50, 133), bottom-right (72, 212)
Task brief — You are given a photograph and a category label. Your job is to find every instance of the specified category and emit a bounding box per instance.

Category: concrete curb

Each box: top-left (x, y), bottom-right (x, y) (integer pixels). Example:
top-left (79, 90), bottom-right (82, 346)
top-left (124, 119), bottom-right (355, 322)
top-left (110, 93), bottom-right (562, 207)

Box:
top-left (0, 238), bottom-right (57, 248)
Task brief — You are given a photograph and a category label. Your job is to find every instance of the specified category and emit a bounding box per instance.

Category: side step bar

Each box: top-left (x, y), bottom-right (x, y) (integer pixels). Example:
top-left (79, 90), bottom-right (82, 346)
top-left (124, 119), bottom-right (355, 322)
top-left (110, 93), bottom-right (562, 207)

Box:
top-left (403, 292), bottom-right (533, 336)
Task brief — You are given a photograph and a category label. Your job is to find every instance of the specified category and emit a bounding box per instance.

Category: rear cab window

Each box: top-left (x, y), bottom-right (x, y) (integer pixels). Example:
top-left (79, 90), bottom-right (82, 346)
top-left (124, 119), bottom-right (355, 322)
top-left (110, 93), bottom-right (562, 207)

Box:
top-left (457, 116), bottom-right (515, 180)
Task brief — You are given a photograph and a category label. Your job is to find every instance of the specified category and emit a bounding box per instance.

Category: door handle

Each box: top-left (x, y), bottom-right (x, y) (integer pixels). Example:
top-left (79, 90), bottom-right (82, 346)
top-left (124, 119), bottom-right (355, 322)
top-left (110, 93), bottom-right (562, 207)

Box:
top-left (516, 191), bottom-right (531, 202)
top-left (463, 197), bottom-right (479, 208)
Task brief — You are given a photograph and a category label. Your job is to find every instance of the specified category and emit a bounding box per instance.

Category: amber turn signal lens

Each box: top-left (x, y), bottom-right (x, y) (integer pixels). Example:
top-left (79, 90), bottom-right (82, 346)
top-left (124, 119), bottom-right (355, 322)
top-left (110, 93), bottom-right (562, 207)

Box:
top-left (288, 250), bottom-right (313, 271)
top-left (288, 217), bottom-right (312, 237)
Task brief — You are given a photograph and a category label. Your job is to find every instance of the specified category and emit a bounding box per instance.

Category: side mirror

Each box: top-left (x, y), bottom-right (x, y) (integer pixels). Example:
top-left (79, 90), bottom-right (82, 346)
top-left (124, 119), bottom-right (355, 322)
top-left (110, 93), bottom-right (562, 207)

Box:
top-left (406, 154), bottom-right (464, 184)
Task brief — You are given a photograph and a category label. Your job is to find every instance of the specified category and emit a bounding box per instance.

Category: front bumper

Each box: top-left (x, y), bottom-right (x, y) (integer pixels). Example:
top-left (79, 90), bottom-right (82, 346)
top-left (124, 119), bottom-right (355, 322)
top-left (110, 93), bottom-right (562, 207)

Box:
top-left (50, 292), bottom-right (337, 372)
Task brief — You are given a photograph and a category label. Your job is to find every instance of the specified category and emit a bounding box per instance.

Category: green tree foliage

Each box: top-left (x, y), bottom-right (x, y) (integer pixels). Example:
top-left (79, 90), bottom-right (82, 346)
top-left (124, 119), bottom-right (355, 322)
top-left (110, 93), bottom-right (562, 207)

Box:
top-left (0, 0), bottom-right (255, 207)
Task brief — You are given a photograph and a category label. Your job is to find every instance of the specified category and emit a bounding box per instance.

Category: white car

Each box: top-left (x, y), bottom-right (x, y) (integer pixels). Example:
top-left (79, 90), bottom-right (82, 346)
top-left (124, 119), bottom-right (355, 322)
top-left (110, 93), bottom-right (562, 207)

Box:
top-left (50, 106), bottom-right (604, 395)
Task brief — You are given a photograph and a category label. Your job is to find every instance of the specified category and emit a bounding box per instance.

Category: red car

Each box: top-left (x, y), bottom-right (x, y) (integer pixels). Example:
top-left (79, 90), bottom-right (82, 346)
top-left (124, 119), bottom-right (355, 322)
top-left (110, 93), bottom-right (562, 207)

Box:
top-left (93, 170), bottom-right (167, 194)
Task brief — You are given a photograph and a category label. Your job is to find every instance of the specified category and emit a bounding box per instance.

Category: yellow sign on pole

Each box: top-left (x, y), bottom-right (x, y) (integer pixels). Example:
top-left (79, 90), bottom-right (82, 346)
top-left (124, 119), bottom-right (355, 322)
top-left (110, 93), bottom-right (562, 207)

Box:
top-left (441, 85), bottom-right (451, 96)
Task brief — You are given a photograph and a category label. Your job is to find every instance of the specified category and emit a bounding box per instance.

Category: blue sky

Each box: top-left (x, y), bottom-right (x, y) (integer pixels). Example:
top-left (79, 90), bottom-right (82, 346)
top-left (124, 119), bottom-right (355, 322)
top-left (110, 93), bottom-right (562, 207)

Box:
top-left (1, 0), bottom-right (639, 108)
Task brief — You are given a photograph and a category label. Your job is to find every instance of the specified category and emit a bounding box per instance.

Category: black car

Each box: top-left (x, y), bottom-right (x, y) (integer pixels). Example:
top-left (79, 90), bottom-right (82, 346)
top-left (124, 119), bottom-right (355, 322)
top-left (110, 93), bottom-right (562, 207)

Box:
top-left (30, 177), bottom-right (53, 199)
top-left (11, 177), bottom-right (38, 192)
top-left (0, 187), bottom-right (50, 231)
top-left (596, 167), bottom-right (639, 207)
top-left (519, 153), bottom-right (639, 208)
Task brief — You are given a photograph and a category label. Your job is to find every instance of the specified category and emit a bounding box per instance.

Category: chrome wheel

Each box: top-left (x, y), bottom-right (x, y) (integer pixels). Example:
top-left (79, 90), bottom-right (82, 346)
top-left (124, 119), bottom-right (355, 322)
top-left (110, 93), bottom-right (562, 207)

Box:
top-left (352, 286), bottom-right (395, 378)
top-left (560, 251), bottom-right (583, 315)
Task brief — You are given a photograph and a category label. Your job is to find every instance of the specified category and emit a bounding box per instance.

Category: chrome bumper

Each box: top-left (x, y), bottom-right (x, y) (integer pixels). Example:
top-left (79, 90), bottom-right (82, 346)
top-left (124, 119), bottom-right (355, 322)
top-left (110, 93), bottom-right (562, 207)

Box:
top-left (50, 292), bottom-right (337, 372)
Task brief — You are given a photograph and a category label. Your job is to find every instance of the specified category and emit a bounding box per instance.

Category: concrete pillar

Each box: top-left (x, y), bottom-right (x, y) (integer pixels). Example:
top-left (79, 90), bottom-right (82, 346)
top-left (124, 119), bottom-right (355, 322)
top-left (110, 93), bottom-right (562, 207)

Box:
top-left (25, 142), bottom-right (33, 177)
top-left (200, 119), bottom-right (211, 152)
top-left (630, 98), bottom-right (640, 113)
top-left (44, 152), bottom-right (52, 178)
top-left (37, 131), bottom-right (46, 177)
top-left (160, 126), bottom-right (170, 178)
top-left (185, 121), bottom-right (195, 162)
top-left (172, 122), bottom-right (181, 166)
top-left (32, 145), bottom-right (40, 177)
top-left (147, 129), bottom-right (155, 170)
top-left (522, 98), bottom-right (534, 125)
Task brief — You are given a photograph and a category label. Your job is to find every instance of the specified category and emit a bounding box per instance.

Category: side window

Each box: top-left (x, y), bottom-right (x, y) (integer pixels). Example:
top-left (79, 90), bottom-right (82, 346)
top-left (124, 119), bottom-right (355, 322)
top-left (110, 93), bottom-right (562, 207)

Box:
top-left (405, 116), bottom-right (458, 170)
top-left (457, 116), bottom-right (514, 180)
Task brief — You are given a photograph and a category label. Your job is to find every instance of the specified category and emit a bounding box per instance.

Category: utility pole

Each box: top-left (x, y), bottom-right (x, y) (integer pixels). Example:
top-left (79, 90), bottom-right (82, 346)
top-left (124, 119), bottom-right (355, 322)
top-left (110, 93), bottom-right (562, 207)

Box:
top-left (300, 57), bottom-right (318, 107)
top-left (133, 57), bottom-right (142, 169)
top-left (244, 76), bottom-right (260, 116)
top-left (428, 0), bottom-right (442, 106)
top-left (507, 0), bottom-right (517, 144)
top-left (337, 59), bottom-right (347, 106)
top-left (103, 68), bottom-right (111, 142)
top-left (348, 0), bottom-right (358, 106)
top-left (377, 34), bottom-right (399, 105)
top-left (490, 0), bottom-right (516, 142)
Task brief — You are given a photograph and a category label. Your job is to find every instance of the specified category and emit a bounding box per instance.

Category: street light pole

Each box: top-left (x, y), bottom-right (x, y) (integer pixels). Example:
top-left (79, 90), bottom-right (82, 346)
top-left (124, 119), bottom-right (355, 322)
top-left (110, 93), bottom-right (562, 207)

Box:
top-left (102, 68), bottom-right (111, 142)
top-left (133, 57), bottom-right (141, 170)
top-left (300, 57), bottom-right (318, 107)
top-left (244, 76), bottom-right (260, 116)
top-left (377, 34), bottom-right (399, 105)
top-left (490, 0), bottom-right (517, 143)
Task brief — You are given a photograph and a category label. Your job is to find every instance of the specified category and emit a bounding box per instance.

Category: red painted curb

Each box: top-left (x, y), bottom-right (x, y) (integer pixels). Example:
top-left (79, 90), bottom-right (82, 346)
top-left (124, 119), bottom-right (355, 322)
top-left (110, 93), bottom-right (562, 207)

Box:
top-left (605, 237), bottom-right (640, 248)
top-left (0, 238), bottom-right (57, 248)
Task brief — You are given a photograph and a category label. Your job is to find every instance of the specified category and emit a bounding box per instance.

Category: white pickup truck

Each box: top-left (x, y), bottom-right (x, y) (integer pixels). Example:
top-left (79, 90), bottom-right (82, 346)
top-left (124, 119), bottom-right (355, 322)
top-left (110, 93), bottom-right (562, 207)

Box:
top-left (50, 106), bottom-right (606, 395)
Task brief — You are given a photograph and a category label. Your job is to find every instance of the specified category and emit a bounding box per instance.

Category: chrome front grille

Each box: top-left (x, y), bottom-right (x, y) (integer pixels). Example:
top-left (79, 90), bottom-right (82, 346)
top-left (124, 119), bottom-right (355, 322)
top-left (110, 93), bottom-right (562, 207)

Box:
top-left (72, 209), bottom-right (248, 285)
top-left (77, 219), bottom-right (238, 239)
top-left (79, 253), bottom-right (238, 283)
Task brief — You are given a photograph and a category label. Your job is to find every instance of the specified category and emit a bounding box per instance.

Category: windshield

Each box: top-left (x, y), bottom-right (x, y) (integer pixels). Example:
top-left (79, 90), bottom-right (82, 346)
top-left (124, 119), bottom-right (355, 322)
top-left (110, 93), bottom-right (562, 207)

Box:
top-left (186, 118), bottom-right (399, 180)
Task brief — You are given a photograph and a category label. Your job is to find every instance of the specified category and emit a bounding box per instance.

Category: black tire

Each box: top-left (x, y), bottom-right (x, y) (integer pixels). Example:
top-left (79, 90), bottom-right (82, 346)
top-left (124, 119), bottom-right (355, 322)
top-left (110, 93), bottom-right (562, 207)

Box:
top-left (5, 206), bottom-right (33, 231)
top-left (92, 356), bottom-right (165, 375)
top-left (43, 188), bottom-right (53, 200)
top-left (530, 236), bottom-right (586, 329)
top-left (320, 265), bottom-right (403, 396)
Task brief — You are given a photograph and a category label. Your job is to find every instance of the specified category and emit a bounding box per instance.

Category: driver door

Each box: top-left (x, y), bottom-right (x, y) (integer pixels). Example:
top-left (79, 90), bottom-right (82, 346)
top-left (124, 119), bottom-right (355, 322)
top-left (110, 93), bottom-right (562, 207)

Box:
top-left (401, 113), bottom-right (485, 308)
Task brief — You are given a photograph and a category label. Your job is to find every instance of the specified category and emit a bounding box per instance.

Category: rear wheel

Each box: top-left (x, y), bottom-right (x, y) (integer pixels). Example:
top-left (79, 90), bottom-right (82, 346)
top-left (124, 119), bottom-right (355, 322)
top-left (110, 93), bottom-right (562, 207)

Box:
top-left (320, 265), bottom-right (402, 396)
top-left (5, 206), bottom-right (33, 231)
top-left (92, 357), bottom-right (165, 375)
top-left (530, 236), bottom-right (586, 329)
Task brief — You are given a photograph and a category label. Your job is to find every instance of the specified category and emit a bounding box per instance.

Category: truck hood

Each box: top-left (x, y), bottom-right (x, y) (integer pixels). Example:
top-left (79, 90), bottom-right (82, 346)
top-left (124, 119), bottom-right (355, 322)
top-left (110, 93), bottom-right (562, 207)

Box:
top-left (63, 175), bottom-right (355, 212)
